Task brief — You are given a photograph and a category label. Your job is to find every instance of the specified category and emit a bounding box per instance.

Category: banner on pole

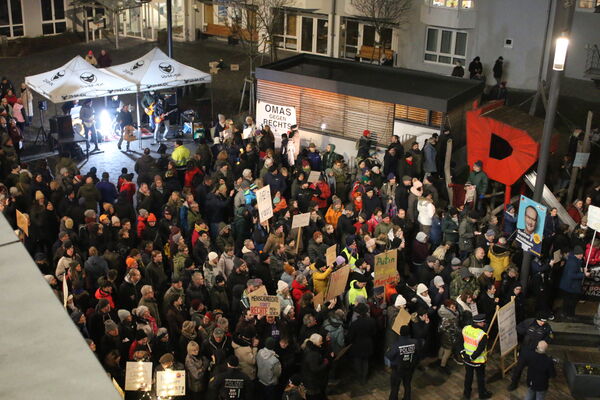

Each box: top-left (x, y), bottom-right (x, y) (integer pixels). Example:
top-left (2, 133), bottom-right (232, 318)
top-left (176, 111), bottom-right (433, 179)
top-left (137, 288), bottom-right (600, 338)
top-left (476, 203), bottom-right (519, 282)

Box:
top-left (291, 212), bottom-right (310, 229)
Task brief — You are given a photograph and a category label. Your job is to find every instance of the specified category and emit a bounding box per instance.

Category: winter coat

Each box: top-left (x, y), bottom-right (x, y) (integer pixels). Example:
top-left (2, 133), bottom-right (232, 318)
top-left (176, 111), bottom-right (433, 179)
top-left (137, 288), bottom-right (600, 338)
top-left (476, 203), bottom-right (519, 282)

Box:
top-left (468, 169), bottom-right (488, 195)
top-left (185, 354), bottom-right (209, 393)
top-left (256, 348), bottom-right (282, 386)
top-left (323, 315), bottom-right (346, 354)
top-left (442, 216), bottom-right (459, 244)
top-left (77, 183), bottom-right (101, 211)
top-left (559, 253), bottom-right (585, 294)
top-left (437, 305), bottom-right (460, 349)
top-left (488, 245), bottom-right (511, 281)
top-left (310, 264), bottom-right (333, 294)
top-left (503, 211), bottom-right (517, 236)
top-left (348, 315), bottom-right (377, 357)
top-left (417, 198), bottom-right (435, 227)
top-left (423, 141), bottom-right (437, 173)
top-left (585, 244), bottom-right (600, 266)
top-left (458, 218), bottom-right (476, 252)
top-left (301, 342), bottom-right (329, 394)
top-left (307, 239), bottom-right (328, 263)
top-left (232, 339), bottom-right (258, 380)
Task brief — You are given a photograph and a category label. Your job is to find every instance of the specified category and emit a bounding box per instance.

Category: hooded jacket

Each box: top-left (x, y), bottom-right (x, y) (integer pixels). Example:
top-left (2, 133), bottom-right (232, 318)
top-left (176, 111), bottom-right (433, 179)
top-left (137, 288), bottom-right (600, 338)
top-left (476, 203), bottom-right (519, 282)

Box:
top-left (256, 347), bottom-right (282, 386)
top-left (232, 337), bottom-right (258, 380)
top-left (488, 244), bottom-right (511, 281)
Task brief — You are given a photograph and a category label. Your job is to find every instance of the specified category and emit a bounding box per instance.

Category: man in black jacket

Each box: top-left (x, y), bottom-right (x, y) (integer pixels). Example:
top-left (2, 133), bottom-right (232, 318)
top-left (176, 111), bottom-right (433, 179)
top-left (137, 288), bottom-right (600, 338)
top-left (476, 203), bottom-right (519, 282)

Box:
top-left (521, 340), bottom-right (555, 399)
top-left (386, 325), bottom-right (420, 400)
top-left (508, 312), bottom-right (553, 391)
top-left (209, 355), bottom-right (253, 400)
top-left (348, 303), bottom-right (377, 384)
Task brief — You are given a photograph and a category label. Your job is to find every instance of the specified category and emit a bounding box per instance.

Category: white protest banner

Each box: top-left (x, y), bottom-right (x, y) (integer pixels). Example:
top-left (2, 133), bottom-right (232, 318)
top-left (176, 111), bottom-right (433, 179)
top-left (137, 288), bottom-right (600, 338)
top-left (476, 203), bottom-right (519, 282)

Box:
top-left (588, 205), bottom-right (600, 232)
top-left (256, 100), bottom-right (297, 136)
top-left (249, 295), bottom-right (281, 317)
top-left (291, 212), bottom-right (311, 229)
top-left (156, 370), bottom-right (186, 397)
top-left (497, 300), bottom-right (518, 357)
top-left (125, 361), bottom-right (153, 391)
top-left (256, 185), bottom-right (273, 223)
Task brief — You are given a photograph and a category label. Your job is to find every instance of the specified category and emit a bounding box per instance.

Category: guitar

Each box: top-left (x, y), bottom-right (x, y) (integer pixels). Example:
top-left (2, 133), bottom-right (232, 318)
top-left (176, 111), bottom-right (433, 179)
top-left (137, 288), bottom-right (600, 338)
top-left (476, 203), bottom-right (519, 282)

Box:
top-left (144, 102), bottom-right (155, 116)
top-left (154, 108), bottom-right (178, 124)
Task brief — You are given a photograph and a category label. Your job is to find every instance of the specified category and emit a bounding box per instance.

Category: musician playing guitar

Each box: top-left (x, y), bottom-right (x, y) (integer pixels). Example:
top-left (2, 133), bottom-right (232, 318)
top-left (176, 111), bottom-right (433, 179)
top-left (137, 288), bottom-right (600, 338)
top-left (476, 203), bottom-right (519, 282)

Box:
top-left (141, 91), bottom-right (157, 130)
top-left (152, 97), bottom-right (174, 145)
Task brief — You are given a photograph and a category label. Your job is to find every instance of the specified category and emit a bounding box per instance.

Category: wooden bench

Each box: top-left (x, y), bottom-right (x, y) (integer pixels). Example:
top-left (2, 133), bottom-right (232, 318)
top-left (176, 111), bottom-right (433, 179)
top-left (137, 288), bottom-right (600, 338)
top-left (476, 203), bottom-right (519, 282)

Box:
top-left (358, 45), bottom-right (394, 61)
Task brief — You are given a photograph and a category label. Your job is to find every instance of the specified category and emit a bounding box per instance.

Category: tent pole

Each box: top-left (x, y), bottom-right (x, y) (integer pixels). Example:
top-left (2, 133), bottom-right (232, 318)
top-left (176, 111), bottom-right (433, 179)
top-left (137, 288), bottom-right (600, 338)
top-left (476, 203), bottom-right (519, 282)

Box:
top-left (136, 90), bottom-right (142, 150)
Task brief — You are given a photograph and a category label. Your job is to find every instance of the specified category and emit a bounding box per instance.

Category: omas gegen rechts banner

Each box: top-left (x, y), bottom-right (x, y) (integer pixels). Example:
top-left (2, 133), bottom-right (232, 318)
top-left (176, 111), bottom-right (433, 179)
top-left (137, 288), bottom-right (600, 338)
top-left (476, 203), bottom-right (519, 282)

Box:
top-left (256, 100), bottom-right (297, 136)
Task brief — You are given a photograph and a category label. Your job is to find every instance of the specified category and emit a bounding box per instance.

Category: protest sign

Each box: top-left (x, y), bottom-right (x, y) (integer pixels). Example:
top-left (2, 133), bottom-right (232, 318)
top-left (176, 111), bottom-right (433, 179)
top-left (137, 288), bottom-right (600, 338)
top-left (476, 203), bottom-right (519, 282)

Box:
top-left (588, 205), bottom-right (600, 232)
top-left (325, 245), bottom-right (337, 266)
top-left (313, 291), bottom-right (325, 307)
top-left (497, 300), bottom-right (518, 357)
top-left (516, 195), bottom-right (547, 256)
top-left (392, 308), bottom-right (412, 335)
top-left (307, 170), bottom-right (321, 183)
top-left (291, 212), bottom-right (310, 229)
top-left (325, 265), bottom-right (350, 301)
top-left (256, 100), bottom-right (297, 136)
top-left (249, 295), bottom-right (281, 317)
top-left (248, 285), bottom-right (268, 298)
top-left (156, 370), bottom-right (186, 397)
top-left (256, 185), bottom-right (273, 223)
top-left (125, 361), bottom-right (153, 391)
top-left (573, 152), bottom-right (590, 168)
top-left (16, 209), bottom-right (28, 236)
top-left (374, 249), bottom-right (398, 288)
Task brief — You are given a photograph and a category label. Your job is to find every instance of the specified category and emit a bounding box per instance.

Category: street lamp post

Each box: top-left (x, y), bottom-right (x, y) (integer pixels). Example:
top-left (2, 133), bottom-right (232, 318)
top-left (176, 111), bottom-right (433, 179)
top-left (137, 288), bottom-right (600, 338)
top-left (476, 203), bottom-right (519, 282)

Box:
top-left (520, 34), bottom-right (569, 289)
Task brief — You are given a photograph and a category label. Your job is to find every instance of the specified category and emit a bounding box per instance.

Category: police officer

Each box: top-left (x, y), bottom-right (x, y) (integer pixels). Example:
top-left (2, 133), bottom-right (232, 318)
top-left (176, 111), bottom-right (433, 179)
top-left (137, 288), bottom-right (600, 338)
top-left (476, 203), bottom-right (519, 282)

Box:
top-left (209, 355), bottom-right (253, 400)
top-left (385, 325), bottom-right (420, 400)
top-left (508, 311), bottom-right (553, 391)
top-left (461, 313), bottom-right (492, 400)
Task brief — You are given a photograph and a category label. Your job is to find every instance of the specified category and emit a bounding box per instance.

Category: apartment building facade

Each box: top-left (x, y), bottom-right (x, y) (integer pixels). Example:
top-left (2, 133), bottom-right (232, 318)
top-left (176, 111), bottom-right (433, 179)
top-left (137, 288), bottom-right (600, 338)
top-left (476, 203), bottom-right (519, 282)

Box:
top-left (4, 0), bottom-right (598, 89)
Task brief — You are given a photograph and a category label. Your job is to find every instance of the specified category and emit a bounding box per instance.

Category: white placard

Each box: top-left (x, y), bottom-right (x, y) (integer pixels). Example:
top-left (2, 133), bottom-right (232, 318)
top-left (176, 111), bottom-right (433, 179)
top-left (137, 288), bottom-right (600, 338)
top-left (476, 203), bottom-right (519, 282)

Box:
top-left (242, 126), bottom-right (253, 140)
top-left (256, 100), bottom-right (297, 136)
top-left (497, 301), bottom-right (518, 357)
top-left (291, 212), bottom-right (311, 229)
top-left (573, 152), bottom-right (590, 168)
top-left (125, 361), bottom-right (153, 391)
top-left (588, 205), bottom-right (600, 232)
top-left (156, 370), bottom-right (186, 397)
top-left (307, 170), bottom-right (321, 183)
top-left (256, 185), bottom-right (273, 223)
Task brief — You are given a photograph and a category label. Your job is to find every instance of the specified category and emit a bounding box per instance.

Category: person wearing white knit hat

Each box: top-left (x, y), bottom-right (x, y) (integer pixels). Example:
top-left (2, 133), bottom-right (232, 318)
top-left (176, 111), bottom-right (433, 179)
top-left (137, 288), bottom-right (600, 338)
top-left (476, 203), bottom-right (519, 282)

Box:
top-left (394, 295), bottom-right (407, 308)
top-left (416, 283), bottom-right (432, 308)
top-left (277, 280), bottom-right (294, 313)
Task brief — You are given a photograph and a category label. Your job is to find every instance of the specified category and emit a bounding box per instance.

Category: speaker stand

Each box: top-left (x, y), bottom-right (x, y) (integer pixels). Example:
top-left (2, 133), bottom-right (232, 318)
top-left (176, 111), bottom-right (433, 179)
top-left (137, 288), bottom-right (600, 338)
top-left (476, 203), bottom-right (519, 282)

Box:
top-left (34, 110), bottom-right (48, 146)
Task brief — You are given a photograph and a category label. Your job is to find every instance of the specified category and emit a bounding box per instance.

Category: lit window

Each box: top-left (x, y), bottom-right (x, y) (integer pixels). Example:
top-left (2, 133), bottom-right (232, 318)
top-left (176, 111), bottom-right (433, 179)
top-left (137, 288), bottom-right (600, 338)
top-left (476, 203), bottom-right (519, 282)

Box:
top-left (462, 0), bottom-right (474, 8)
top-left (432, 0), bottom-right (474, 8)
top-left (578, 0), bottom-right (600, 8)
top-left (424, 27), bottom-right (467, 65)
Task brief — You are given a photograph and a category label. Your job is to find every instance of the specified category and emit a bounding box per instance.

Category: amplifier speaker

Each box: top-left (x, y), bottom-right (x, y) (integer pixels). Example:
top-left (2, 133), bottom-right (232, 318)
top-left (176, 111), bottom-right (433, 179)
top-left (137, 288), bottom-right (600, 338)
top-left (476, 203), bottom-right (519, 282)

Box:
top-left (50, 115), bottom-right (74, 139)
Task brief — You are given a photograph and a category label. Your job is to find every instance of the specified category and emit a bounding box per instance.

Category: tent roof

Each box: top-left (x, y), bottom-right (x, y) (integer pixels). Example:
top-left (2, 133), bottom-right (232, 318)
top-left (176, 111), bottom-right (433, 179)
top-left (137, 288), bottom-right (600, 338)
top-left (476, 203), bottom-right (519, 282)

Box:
top-left (106, 48), bottom-right (211, 91)
top-left (25, 56), bottom-right (137, 103)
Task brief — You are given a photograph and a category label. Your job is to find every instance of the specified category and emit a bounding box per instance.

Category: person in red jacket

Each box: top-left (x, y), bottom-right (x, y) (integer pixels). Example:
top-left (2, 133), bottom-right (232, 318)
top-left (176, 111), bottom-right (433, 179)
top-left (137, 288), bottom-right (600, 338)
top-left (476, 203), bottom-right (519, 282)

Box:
top-left (585, 239), bottom-right (600, 266)
top-left (119, 173), bottom-right (136, 202)
top-left (310, 177), bottom-right (331, 210)
top-left (291, 274), bottom-right (311, 314)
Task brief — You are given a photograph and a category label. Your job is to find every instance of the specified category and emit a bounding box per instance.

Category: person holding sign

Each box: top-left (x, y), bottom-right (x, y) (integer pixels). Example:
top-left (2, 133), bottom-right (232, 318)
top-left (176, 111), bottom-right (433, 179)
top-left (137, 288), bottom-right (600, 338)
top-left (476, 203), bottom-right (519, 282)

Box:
top-left (310, 259), bottom-right (334, 295)
top-left (461, 313), bottom-right (493, 400)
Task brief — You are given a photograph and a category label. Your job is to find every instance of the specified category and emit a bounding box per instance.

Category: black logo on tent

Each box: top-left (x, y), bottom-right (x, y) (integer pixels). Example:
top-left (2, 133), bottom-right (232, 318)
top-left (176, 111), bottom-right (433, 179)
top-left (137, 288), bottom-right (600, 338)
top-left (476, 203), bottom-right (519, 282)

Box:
top-left (132, 60), bottom-right (145, 70)
top-left (159, 63), bottom-right (173, 73)
top-left (52, 70), bottom-right (65, 81)
top-left (80, 72), bottom-right (97, 84)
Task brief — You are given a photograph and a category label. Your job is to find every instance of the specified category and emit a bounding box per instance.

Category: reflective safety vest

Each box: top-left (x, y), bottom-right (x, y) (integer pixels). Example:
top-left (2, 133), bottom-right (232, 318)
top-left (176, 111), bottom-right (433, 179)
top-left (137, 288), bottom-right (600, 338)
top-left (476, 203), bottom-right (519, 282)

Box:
top-left (348, 279), bottom-right (367, 305)
top-left (341, 247), bottom-right (357, 267)
top-left (462, 325), bottom-right (487, 364)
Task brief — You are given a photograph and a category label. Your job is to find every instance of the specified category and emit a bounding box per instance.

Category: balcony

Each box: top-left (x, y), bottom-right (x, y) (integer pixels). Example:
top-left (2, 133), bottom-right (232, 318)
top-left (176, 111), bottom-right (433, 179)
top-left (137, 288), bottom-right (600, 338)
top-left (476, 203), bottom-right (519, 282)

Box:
top-left (420, 0), bottom-right (476, 29)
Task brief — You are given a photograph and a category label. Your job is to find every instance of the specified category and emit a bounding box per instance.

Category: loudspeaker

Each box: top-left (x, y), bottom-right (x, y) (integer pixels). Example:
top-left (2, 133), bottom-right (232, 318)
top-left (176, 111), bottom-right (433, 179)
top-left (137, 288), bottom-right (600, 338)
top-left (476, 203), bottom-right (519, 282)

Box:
top-left (50, 115), bottom-right (74, 139)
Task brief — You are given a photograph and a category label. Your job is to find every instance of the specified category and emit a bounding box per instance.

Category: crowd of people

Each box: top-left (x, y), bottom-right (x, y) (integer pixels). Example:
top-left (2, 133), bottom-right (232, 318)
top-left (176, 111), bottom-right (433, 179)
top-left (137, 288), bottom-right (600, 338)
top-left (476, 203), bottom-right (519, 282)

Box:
top-left (0, 76), bottom-right (34, 157)
top-left (1, 100), bottom-right (599, 400)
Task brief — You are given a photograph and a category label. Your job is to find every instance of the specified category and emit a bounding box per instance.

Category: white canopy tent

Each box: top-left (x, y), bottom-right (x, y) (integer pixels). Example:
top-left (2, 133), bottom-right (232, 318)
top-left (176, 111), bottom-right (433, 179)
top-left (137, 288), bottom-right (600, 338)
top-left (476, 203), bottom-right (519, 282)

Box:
top-left (106, 47), bottom-right (212, 146)
top-left (25, 56), bottom-right (137, 104)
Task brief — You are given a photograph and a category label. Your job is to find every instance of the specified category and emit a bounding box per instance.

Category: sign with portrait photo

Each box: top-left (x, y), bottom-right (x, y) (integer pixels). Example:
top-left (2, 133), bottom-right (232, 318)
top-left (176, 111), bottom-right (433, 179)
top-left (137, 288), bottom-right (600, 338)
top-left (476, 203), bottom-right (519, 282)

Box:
top-left (516, 195), bottom-right (547, 256)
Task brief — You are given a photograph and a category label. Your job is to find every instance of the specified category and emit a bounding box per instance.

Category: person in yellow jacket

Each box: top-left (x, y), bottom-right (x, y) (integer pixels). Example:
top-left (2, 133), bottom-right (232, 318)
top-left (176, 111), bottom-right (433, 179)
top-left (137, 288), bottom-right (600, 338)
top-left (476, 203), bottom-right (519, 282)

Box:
top-left (488, 237), bottom-right (511, 284)
top-left (171, 139), bottom-right (191, 168)
top-left (310, 259), bottom-right (333, 295)
top-left (461, 313), bottom-right (492, 399)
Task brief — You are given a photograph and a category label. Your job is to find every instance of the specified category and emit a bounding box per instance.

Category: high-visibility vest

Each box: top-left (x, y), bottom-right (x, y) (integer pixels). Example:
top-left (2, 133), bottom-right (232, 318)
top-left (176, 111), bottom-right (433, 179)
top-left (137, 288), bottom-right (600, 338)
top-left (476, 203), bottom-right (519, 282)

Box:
top-left (462, 325), bottom-right (487, 364)
top-left (348, 279), bottom-right (367, 305)
top-left (341, 247), bottom-right (357, 267)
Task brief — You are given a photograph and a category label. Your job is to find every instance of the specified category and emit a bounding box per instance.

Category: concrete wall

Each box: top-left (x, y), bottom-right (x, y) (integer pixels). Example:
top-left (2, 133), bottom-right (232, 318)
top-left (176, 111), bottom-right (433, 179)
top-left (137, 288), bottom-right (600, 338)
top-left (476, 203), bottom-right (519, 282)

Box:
top-left (565, 11), bottom-right (599, 81)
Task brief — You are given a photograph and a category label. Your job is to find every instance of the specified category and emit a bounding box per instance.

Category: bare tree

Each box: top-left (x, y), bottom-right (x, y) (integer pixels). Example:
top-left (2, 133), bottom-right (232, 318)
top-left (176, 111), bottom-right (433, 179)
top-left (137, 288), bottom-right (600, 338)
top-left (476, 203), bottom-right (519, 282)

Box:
top-left (351, 0), bottom-right (412, 63)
